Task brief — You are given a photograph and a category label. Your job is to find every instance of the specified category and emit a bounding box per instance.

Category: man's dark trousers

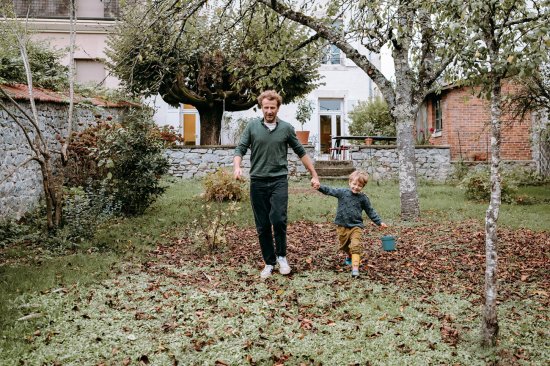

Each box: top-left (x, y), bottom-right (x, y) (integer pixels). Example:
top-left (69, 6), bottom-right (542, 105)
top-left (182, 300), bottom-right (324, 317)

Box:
top-left (250, 176), bottom-right (288, 266)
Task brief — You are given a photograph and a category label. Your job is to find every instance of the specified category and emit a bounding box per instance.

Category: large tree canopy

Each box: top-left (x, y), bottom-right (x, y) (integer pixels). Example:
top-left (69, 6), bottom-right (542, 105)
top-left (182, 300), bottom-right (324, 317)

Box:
top-left (107, 0), bottom-right (323, 144)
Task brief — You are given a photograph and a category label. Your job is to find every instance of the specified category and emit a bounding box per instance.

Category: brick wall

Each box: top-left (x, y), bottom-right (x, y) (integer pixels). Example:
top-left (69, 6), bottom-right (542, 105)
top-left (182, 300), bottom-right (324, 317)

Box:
top-left (427, 84), bottom-right (532, 161)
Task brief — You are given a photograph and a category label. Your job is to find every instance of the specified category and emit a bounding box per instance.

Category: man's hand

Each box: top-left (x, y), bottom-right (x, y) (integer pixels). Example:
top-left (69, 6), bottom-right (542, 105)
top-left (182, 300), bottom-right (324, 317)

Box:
top-left (300, 155), bottom-right (320, 189)
top-left (379, 222), bottom-right (388, 229)
top-left (311, 176), bottom-right (320, 189)
top-left (233, 156), bottom-right (243, 180)
top-left (233, 166), bottom-right (243, 181)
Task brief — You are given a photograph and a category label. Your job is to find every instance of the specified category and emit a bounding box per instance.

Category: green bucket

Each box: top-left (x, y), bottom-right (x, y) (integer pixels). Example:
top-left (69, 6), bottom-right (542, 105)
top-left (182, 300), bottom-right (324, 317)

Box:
top-left (381, 235), bottom-right (396, 251)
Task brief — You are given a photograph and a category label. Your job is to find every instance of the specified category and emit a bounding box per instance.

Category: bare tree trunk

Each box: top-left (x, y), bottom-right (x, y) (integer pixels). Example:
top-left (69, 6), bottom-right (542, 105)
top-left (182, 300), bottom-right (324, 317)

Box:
top-left (482, 78), bottom-right (502, 347)
top-left (396, 115), bottom-right (420, 220)
top-left (393, 53), bottom-right (420, 220)
top-left (533, 110), bottom-right (550, 177)
top-left (0, 3), bottom-right (77, 230)
top-left (18, 30), bottom-right (63, 230)
top-left (197, 103), bottom-right (224, 145)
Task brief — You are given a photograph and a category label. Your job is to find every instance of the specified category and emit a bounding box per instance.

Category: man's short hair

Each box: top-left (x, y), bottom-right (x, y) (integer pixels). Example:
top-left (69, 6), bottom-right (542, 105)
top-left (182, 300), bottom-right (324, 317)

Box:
top-left (349, 170), bottom-right (369, 186)
top-left (257, 90), bottom-right (283, 107)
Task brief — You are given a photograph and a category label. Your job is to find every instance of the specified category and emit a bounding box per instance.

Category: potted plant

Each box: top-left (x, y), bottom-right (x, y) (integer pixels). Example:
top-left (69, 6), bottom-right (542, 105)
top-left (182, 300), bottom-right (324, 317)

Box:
top-left (295, 98), bottom-right (313, 145)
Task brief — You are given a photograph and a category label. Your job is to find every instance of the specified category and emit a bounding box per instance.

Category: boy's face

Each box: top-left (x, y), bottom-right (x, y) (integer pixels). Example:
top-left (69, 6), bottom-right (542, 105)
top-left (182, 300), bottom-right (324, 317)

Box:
top-left (349, 178), bottom-right (365, 194)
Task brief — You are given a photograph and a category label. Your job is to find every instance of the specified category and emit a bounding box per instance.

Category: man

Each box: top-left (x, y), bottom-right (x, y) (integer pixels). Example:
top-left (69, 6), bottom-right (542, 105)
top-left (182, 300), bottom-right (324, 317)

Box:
top-left (233, 90), bottom-right (320, 279)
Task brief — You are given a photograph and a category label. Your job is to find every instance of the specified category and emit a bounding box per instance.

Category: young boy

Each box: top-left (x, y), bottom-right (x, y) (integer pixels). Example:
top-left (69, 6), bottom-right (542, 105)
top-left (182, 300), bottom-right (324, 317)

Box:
top-left (315, 170), bottom-right (388, 277)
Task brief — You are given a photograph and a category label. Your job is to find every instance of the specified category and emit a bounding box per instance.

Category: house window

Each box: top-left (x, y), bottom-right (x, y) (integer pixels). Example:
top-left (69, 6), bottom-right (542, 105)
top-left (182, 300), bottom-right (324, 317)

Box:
top-left (12, 0), bottom-right (119, 19)
top-left (322, 44), bottom-right (341, 65)
top-left (321, 19), bottom-right (343, 65)
top-left (75, 59), bottom-right (105, 85)
top-left (76, 0), bottom-right (104, 18)
top-left (319, 99), bottom-right (341, 112)
top-left (433, 97), bottom-right (442, 131)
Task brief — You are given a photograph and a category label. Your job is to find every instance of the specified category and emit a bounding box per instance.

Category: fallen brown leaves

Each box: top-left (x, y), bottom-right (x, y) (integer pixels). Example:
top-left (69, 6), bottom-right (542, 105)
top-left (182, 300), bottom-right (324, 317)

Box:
top-left (147, 219), bottom-right (549, 306)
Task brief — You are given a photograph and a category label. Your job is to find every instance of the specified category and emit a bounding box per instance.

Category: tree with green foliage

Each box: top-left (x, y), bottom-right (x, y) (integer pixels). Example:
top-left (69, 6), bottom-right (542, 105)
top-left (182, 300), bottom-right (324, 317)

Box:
top-left (295, 97), bottom-right (313, 131)
top-left (447, 0), bottom-right (549, 346)
top-left (348, 98), bottom-right (395, 138)
top-left (107, 0), bottom-right (323, 145)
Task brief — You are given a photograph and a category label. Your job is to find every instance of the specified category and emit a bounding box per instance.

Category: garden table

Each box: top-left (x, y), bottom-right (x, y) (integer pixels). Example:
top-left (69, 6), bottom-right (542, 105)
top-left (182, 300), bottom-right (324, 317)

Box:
top-left (330, 136), bottom-right (397, 160)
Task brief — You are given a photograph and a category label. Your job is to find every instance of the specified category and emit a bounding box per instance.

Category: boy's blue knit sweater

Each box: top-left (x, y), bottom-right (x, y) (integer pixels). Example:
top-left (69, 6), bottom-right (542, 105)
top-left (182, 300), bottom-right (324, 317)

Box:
top-left (318, 185), bottom-right (382, 228)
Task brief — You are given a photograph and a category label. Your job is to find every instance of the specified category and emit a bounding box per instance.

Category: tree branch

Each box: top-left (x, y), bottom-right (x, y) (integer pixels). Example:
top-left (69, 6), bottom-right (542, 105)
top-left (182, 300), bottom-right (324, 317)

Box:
top-left (0, 87), bottom-right (46, 152)
top-left (0, 99), bottom-right (42, 159)
top-left (0, 156), bottom-right (39, 184)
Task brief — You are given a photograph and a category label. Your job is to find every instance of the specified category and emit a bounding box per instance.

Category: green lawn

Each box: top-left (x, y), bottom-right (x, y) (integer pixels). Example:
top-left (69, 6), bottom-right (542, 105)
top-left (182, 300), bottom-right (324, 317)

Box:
top-left (1, 179), bottom-right (548, 365)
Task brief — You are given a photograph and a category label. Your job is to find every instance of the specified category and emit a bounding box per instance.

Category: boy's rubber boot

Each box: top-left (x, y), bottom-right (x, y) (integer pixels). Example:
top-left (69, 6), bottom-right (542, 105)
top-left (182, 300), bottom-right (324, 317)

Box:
top-left (351, 254), bottom-right (360, 277)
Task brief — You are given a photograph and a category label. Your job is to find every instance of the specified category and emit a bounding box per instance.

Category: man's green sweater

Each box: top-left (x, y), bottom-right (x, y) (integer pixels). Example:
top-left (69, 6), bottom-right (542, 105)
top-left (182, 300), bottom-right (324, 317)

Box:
top-left (234, 117), bottom-right (306, 178)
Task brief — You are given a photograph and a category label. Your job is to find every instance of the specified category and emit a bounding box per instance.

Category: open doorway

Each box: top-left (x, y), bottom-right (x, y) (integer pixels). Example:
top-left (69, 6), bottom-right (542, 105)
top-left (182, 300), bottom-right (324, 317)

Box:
top-left (181, 104), bottom-right (200, 145)
top-left (319, 99), bottom-right (343, 153)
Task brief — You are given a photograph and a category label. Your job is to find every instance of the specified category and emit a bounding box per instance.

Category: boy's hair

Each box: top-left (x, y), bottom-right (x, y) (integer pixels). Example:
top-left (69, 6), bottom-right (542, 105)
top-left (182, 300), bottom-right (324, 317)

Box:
top-left (257, 90), bottom-right (283, 107)
top-left (349, 170), bottom-right (369, 186)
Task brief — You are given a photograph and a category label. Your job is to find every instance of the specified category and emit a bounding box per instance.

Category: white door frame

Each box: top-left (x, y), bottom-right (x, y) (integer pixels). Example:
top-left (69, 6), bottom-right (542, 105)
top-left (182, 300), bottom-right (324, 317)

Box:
top-left (318, 99), bottom-right (344, 152)
top-left (180, 104), bottom-right (201, 145)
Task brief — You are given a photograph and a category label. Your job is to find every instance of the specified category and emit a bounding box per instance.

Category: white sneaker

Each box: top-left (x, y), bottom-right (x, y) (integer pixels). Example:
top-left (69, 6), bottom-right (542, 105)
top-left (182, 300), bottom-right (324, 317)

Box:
top-left (260, 265), bottom-right (274, 279)
top-left (277, 256), bottom-right (291, 275)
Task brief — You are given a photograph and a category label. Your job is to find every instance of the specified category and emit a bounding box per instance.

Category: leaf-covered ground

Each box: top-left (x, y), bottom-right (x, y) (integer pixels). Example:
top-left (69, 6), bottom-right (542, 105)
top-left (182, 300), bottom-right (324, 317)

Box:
top-left (4, 219), bottom-right (548, 365)
top-left (154, 219), bottom-right (549, 306)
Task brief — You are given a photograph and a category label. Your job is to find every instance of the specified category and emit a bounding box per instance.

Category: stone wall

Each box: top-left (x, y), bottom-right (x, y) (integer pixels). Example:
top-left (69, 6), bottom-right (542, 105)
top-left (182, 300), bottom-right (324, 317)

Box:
top-left (166, 145), bottom-right (317, 179)
top-left (0, 100), bottom-right (126, 220)
top-left (351, 145), bottom-right (452, 182)
top-left (166, 145), bottom-right (453, 182)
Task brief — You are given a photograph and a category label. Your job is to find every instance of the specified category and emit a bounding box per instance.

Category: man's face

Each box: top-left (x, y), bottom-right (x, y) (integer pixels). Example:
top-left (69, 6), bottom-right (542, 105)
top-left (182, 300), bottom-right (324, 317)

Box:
top-left (261, 98), bottom-right (279, 123)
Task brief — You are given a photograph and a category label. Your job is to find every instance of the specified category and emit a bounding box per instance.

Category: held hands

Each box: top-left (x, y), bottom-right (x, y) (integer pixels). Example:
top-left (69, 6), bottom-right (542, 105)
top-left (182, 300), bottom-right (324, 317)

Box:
top-left (311, 176), bottom-right (320, 190)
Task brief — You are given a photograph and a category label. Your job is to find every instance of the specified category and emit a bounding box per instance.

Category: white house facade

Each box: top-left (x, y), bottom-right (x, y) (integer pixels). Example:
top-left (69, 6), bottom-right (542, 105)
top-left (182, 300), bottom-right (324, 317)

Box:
top-left (15, 0), bottom-right (120, 89)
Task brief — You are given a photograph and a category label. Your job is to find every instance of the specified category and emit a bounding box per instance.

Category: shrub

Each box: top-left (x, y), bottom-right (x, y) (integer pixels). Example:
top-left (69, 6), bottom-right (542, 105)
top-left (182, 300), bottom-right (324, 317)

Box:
top-left (503, 166), bottom-right (549, 186)
top-left (65, 109), bottom-right (169, 216)
top-left (150, 125), bottom-right (184, 147)
top-left (348, 98), bottom-right (395, 138)
top-left (461, 169), bottom-right (518, 203)
top-left (295, 98), bottom-right (313, 131)
top-left (97, 109), bottom-right (169, 215)
top-left (64, 117), bottom-right (113, 187)
top-left (59, 184), bottom-right (120, 244)
top-left (0, 219), bottom-right (31, 248)
top-left (188, 201), bottom-right (241, 254)
top-left (451, 159), bottom-right (470, 181)
top-left (203, 168), bottom-right (247, 202)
